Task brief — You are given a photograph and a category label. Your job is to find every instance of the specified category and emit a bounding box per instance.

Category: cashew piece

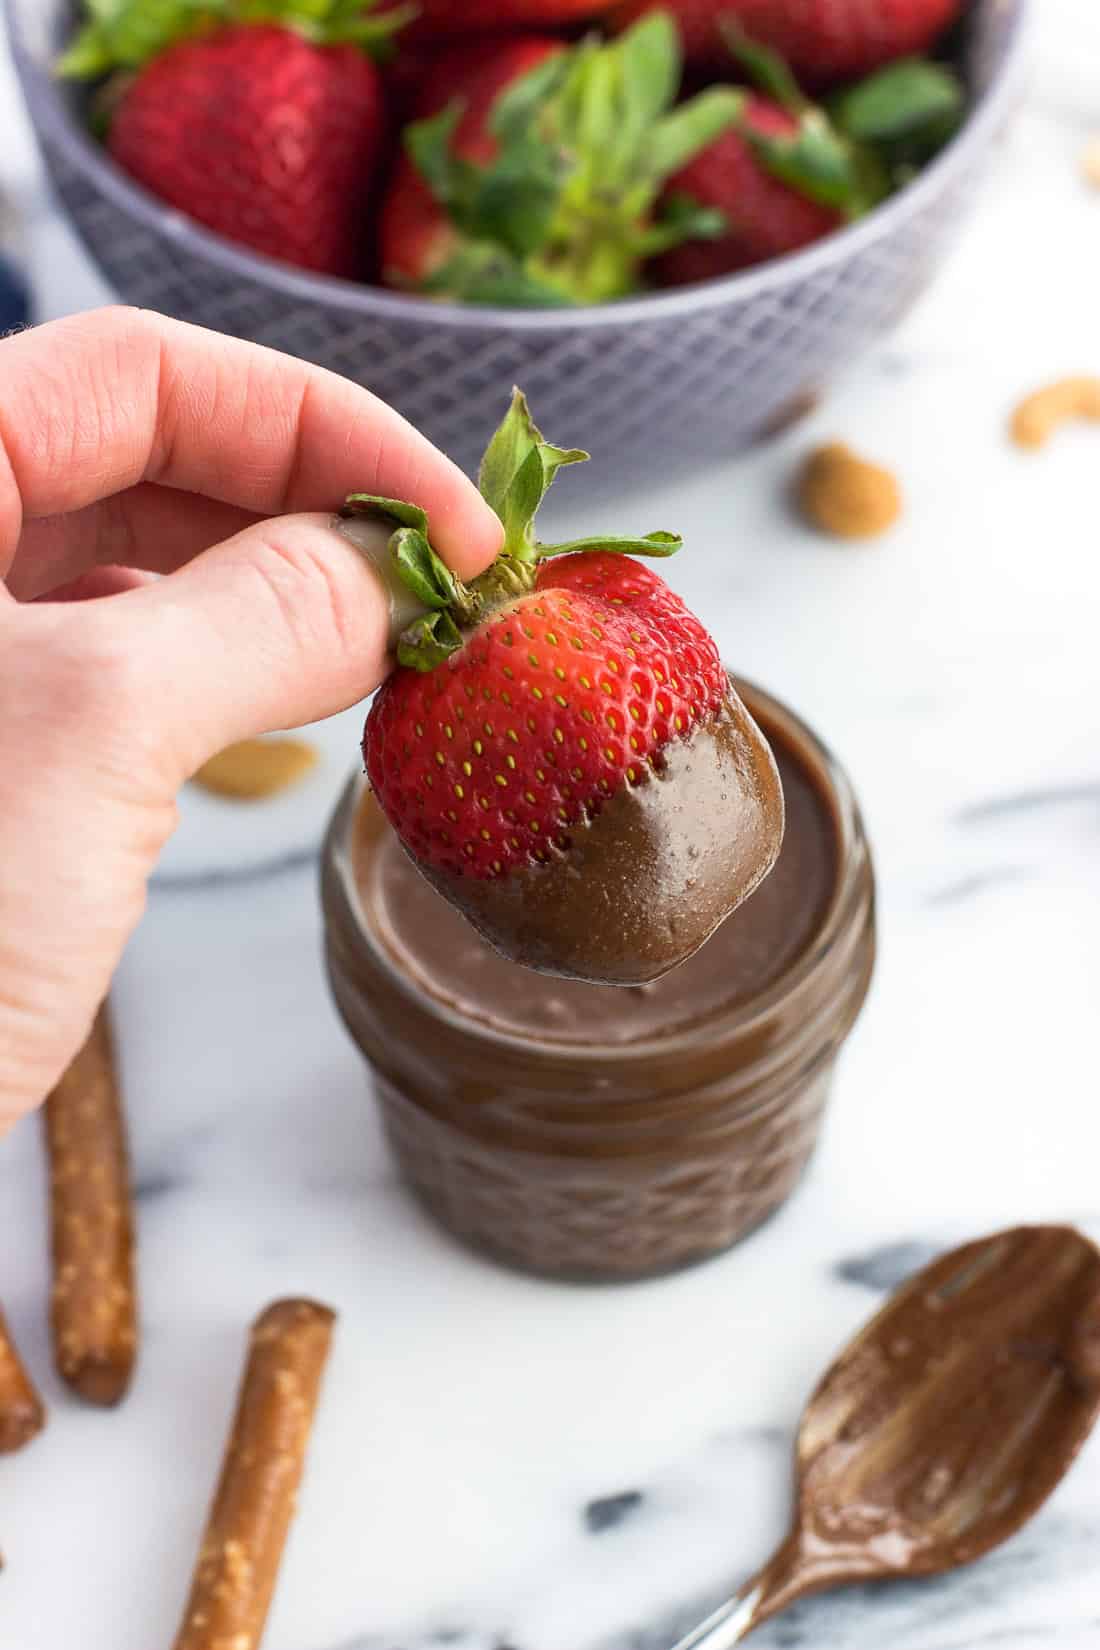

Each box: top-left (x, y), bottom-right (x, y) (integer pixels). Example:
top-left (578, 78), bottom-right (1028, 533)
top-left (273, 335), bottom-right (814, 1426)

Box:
top-left (193, 738), bottom-right (319, 800)
top-left (1010, 377), bottom-right (1100, 450)
top-left (796, 442), bottom-right (902, 541)
top-left (1083, 136), bottom-right (1100, 188)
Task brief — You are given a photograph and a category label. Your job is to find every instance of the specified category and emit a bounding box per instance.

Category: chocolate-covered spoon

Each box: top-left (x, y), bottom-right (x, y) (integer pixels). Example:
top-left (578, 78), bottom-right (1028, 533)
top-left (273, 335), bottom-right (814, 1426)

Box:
top-left (671, 1224), bottom-right (1100, 1649)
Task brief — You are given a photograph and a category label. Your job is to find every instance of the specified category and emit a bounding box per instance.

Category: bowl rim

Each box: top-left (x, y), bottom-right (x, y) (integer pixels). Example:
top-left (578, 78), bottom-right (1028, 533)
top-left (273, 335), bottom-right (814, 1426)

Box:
top-left (6, 0), bottom-right (1031, 332)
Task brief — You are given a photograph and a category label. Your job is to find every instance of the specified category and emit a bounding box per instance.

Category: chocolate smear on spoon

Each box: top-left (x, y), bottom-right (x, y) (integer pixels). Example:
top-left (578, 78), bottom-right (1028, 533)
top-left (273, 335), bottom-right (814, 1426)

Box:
top-left (671, 1224), bottom-right (1100, 1648)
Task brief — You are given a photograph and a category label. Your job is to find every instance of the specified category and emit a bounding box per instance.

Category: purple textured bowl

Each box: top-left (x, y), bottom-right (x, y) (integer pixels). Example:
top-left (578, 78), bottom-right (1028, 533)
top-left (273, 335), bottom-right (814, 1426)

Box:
top-left (7, 0), bottom-right (1027, 489)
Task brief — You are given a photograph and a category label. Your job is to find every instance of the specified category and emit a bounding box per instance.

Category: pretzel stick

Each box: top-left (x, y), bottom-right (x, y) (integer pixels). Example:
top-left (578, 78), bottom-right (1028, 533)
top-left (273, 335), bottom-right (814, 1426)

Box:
top-left (0, 1304), bottom-right (45, 1453)
top-left (43, 1003), bottom-right (137, 1405)
top-left (173, 1299), bottom-right (336, 1650)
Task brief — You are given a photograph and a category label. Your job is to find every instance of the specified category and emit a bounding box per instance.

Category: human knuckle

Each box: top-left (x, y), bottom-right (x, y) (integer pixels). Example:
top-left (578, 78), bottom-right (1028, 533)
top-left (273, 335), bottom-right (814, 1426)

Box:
top-left (249, 523), bottom-right (355, 656)
top-left (69, 618), bottom-right (150, 708)
top-left (94, 303), bottom-right (160, 346)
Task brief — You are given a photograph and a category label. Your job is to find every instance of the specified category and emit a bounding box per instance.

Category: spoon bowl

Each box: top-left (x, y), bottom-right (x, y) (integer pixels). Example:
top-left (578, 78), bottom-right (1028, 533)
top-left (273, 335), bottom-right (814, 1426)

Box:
top-left (673, 1225), bottom-right (1100, 1648)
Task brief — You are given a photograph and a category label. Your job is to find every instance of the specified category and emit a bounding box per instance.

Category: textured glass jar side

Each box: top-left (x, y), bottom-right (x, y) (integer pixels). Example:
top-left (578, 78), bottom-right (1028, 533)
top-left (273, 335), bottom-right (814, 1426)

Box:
top-left (321, 687), bottom-right (875, 1280)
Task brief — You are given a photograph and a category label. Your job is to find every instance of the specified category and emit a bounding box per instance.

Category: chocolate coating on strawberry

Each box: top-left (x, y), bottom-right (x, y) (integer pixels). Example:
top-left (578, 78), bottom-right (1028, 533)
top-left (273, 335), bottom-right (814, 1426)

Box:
top-left (417, 683), bottom-right (782, 984)
top-left (349, 390), bottom-right (784, 985)
top-left (366, 556), bottom-right (727, 881)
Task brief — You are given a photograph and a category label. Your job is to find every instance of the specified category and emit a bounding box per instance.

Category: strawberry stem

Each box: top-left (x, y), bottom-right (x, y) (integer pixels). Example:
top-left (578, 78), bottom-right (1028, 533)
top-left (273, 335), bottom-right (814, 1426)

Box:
top-left (476, 390), bottom-right (587, 564)
top-left (401, 15), bottom-right (743, 307)
top-left (720, 21), bottom-right (808, 114)
top-left (58, 0), bottom-right (412, 78)
top-left (339, 390), bottom-right (683, 674)
top-left (720, 24), bottom-right (962, 211)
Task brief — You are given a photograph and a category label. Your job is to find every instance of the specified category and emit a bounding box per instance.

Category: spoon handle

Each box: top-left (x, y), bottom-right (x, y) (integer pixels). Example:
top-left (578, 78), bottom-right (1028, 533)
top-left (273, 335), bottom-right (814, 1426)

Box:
top-left (666, 1585), bottom-right (762, 1649)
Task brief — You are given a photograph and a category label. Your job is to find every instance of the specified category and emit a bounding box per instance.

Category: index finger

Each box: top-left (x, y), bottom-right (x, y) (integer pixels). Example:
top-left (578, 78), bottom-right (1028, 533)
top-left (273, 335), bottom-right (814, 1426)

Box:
top-left (0, 307), bottom-right (502, 583)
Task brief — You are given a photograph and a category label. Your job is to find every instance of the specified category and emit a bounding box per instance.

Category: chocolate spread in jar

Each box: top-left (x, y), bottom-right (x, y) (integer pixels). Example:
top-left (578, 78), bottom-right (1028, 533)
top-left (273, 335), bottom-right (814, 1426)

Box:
top-left (352, 715), bottom-right (837, 1044)
top-left (326, 680), bottom-right (874, 1279)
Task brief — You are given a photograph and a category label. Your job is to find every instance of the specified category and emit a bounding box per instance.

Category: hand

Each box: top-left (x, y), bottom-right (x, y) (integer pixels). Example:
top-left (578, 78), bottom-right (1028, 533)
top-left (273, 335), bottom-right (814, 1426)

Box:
top-left (0, 307), bottom-right (502, 1133)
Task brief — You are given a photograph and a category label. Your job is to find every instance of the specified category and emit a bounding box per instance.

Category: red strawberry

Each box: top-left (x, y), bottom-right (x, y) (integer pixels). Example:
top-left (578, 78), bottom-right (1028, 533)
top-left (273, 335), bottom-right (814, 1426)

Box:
top-left (384, 34), bottom-right (534, 123)
top-left (345, 392), bottom-right (784, 984)
top-left (612, 0), bottom-right (964, 86)
top-left (397, 0), bottom-right (617, 36)
top-left (656, 95), bottom-right (843, 284)
top-left (381, 38), bottom-right (565, 295)
top-left (379, 15), bottom-right (745, 306)
top-left (367, 554), bottom-right (727, 881)
top-left (654, 36), bottom-right (964, 284)
top-left (61, 2), bottom-right (405, 279)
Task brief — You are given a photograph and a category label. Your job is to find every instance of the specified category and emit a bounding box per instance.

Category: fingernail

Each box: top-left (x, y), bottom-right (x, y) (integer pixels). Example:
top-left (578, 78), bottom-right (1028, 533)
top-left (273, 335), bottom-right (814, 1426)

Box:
top-left (333, 513), bottom-right (428, 649)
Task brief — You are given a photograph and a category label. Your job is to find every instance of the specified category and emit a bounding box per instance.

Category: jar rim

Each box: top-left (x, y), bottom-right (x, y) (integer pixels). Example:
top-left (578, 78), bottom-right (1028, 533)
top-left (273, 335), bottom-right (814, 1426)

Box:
top-left (323, 677), bottom-right (871, 1066)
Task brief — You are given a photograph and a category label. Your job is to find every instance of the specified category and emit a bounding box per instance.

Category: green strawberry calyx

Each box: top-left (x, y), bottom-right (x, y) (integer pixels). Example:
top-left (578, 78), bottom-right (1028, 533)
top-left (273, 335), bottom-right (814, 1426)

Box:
top-left (396, 13), bottom-right (743, 308)
top-left (721, 24), bottom-right (965, 211)
top-left (339, 389), bottom-right (680, 672)
top-left (828, 57), bottom-right (966, 185)
top-left (720, 23), bottom-right (883, 217)
top-left (58, 0), bottom-right (413, 79)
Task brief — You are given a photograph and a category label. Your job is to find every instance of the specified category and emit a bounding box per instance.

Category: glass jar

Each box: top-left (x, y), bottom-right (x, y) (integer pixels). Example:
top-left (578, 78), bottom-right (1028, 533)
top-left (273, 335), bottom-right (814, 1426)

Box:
top-left (321, 680), bottom-right (875, 1281)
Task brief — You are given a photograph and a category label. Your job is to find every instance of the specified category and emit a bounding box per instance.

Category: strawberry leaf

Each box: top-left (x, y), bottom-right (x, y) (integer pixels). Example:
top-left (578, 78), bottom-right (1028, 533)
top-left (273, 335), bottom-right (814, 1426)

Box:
top-left (537, 531), bottom-right (682, 560)
top-left (475, 392), bottom-right (680, 571)
top-left (404, 103), bottom-right (466, 205)
top-left (639, 192), bottom-right (728, 256)
top-left (59, 0), bottom-right (223, 76)
top-left (406, 106), bottom-right (567, 264)
top-left (715, 23), bottom-right (896, 217)
top-left (342, 495), bottom-right (430, 536)
top-left (58, 0), bottom-right (409, 77)
top-left (477, 388), bottom-right (543, 519)
top-left (391, 529), bottom-right (460, 612)
top-left (563, 42), bottom-right (618, 168)
top-left (489, 51), bottom-right (571, 143)
top-left (56, 30), bottom-right (117, 77)
top-left (478, 389), bottom-right (542, 517)
top-left (397, 609), bottom-right (465, 673)
top-left (479, 390), bottom-right (587, 562)
top-left (615, 10), bottom-right (680, 130)
top-left (830, 58), bottom-right (964, 173)
top-left (600, 12), bottom-right (679, 175)
top-left (831, 58), bottom-right (963, 147)
top-left (402, 15), bottom-right (743, 308)
top-left (747, 110), bottom-right (872, 214)
top-left (500, 445), bottom-right (585, 561)
top-left (648, 87), bottom-right (744, 183)
top-left (407, 54), bottom-right (570, 262)
top-left (340, 496), bottom-right (470, 622)
top-left (720, 22), bottom-right (808, 114)
top-left (354, 392), bottom-right (682, 677)
top-left (468, 138), bottom-right (567, 262)
top-left (414, 247), bottom-right (576, 308)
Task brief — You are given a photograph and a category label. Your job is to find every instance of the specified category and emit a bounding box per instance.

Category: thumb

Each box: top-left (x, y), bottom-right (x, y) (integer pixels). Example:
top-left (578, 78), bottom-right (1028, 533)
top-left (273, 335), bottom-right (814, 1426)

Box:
top-left (116, 511), bottom-right (438, 780)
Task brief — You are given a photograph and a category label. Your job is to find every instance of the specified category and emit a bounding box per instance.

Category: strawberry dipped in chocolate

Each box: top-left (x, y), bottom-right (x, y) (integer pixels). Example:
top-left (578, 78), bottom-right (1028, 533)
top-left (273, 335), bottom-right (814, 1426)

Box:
top-left (340, 393), bottom-right (784, 986)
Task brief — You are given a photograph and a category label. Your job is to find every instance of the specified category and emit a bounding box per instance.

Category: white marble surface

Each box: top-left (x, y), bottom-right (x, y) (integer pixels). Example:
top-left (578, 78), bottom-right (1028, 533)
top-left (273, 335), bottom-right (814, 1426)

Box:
top-left (3, 6), bottom-right (1100, 1648)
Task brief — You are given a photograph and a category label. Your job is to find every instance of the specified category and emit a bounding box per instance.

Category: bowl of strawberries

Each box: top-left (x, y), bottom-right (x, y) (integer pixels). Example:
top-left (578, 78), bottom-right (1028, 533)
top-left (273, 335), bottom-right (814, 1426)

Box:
top-left (8, 0), bottom-right (1026, 487)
